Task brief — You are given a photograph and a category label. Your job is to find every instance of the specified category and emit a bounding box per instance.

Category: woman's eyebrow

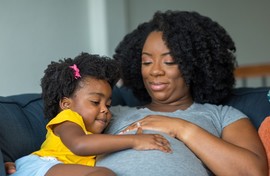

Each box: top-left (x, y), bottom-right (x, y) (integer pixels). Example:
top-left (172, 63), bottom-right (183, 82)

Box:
top-left (161, 52), bottom-right (171, 57)
top-left (141, 52), bottom-right (151, 56)
top-left (141, 52), bottom-right (171, 56)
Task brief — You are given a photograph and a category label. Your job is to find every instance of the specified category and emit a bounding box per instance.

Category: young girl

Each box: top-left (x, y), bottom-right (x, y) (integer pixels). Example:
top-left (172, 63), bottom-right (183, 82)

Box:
top-left (11, 53), bottom-right (171, 176)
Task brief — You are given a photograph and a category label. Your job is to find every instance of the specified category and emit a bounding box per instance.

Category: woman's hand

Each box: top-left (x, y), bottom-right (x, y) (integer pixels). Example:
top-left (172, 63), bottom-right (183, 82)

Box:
top-left (121, 115), bottom-right (181, 138)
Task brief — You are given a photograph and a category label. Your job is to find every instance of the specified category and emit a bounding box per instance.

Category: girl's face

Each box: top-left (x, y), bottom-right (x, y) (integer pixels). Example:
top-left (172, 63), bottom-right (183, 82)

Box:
top-left (66, 77), bottom-right (112, 134)
top-left (141, 31), bottom-right (191, 106)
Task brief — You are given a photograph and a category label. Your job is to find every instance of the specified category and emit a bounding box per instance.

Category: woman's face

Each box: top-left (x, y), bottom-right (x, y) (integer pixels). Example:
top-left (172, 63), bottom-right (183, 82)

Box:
top-left (141, 31), bottom-right (191, 105)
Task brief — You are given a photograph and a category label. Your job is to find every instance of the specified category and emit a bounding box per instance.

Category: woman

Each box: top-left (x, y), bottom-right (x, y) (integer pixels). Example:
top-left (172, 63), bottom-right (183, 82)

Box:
top-left (5, 10), bottom-right (268, 176)
top-left (96, 11), bottom-right (267, 175)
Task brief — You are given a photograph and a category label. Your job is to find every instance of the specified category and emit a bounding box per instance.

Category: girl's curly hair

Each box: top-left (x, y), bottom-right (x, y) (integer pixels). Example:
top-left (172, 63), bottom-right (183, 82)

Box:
top-left (41, 52), bottom-right (120, 120)
top-left (114, 10), bottom-right (237, 104)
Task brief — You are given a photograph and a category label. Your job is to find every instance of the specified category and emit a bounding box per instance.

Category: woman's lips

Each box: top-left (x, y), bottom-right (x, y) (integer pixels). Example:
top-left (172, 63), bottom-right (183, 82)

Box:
top-left (149, 82), bottom-right (167, 91)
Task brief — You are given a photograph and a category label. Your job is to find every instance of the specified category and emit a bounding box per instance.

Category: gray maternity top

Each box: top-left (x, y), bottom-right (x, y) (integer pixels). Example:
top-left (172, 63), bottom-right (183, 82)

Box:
top-left (96, 103), bottom-right (246, 176)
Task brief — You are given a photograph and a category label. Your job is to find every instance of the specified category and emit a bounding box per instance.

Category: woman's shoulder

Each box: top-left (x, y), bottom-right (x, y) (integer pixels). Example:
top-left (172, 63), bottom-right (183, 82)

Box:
top-left (193, 102), bottom-right (247, 127)
top-left (191, 102), bottom-right (224, 111)
top-left (193, 102), bottom-right (240, 112)
top-left (192, 102), bottom-right (246, 120)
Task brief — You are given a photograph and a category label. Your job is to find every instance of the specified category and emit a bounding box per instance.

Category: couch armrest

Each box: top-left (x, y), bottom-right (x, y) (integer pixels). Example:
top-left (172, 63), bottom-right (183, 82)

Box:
top-left (0, 148), bottom-right (6, 176)
top-left (0, 94), bottom-right (47, 163)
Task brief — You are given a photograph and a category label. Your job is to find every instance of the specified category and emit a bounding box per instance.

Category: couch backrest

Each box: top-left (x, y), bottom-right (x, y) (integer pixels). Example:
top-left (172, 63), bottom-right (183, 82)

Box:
top-left (223, 87), bottom-right (270, 129)
top-left (112, 86), bottom-right (270, 129)
top-left (0, 87), bottom-right (269, 163)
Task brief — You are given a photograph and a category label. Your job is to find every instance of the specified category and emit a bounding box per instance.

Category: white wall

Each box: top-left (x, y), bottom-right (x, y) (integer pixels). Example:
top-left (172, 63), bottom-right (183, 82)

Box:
top-left (0, 0), bottom-right (269, 96)
top-left (88, 0), bottom-right (109, 56)
top-left (106, 0), bottom-right (127, 57)
top-left (0, 0), bottom-right (93, 95)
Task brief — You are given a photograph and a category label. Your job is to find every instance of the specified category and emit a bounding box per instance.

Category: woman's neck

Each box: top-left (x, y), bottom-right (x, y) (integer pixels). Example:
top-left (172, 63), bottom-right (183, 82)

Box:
top-left (146, 99), bottom-right (193, 112)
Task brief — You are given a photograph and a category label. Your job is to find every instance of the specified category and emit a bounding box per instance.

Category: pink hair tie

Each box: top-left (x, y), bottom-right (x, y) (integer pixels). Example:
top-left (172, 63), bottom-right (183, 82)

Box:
top-left (69, 64), bottom-right (81, 79)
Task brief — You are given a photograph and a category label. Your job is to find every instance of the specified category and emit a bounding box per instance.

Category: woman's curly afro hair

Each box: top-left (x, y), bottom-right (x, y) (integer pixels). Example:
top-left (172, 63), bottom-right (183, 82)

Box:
top-left (114, 10), bottom-right (237, 104)
top-left (41, 52), bottom-right (120, 120)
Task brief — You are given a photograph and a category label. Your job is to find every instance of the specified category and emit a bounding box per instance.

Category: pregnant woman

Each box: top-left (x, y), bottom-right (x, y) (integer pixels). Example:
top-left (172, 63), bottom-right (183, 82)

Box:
top-left (96, 10), bottom-right (267, 176)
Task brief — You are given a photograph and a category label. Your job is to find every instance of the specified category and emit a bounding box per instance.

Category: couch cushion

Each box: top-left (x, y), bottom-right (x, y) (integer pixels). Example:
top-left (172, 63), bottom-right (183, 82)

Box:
top-left (112, 86), bottom-right (141, 107)
top-left (0, 94), bottom-right (47, 162)
top-left (223, 87), bottom-right (270, 129)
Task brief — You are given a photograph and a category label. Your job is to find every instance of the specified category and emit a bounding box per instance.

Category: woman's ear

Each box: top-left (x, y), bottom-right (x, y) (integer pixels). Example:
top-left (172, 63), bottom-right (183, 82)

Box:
top-left (59, 97), bottom-right (71, 110)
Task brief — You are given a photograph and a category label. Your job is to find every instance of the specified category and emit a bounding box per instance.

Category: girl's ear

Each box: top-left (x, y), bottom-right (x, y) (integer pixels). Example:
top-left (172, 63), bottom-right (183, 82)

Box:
top-left (59, 97), bottom-right (71, 110)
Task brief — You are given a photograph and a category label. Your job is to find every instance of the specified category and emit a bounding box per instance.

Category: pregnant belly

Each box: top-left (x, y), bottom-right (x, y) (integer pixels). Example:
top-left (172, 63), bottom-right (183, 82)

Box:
top-left (96, 131), bottom-right (212, 176)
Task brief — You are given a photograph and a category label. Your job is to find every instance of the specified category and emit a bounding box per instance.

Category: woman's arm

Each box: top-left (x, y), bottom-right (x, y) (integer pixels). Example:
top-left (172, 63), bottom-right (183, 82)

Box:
top-left (180, 118), bottom-right (267, 176)
top-left (123, 115), bottom-right (268, 176)
top-left (54, 121), bottom-right (171, 155)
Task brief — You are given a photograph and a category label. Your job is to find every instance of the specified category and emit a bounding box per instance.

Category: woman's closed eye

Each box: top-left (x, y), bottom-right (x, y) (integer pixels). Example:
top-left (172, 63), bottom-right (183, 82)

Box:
top-left (142, 61), bottom-right (152, 65)
top-left (164, 61), bottom-right (176, 65)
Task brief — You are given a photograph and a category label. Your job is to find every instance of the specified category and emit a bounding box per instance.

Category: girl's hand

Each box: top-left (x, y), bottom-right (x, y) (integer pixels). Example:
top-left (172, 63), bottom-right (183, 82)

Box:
top-left (131, 126), bottom-right (172, 153)
top-left (5, 162), bottom-right (16, 174)
top-left (121, 115), bottom-right (180, 138)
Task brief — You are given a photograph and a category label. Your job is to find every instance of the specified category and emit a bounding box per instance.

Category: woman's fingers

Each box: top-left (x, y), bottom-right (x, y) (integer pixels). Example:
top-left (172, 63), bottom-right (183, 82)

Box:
top-left (119, 121), bottom-right (141, 134)
top-left (136, 126), bottom-right (143, 134)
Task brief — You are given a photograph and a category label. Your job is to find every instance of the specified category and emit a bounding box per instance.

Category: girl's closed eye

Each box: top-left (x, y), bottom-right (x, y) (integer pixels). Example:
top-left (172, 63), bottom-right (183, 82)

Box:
top-left (106, 104), bottom-right (111, 108)
top-left (90, 100), bottom-right (100, 106)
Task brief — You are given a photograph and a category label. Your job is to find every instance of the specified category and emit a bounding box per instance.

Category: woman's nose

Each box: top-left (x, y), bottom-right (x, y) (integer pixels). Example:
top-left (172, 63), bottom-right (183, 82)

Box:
top-left (150, 62), bottom-right (165, 76)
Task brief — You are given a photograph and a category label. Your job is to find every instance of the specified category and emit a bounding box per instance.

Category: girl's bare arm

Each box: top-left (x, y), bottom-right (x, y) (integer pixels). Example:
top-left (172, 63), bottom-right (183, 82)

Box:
top-left (53, 121), bottom-right (171, 156)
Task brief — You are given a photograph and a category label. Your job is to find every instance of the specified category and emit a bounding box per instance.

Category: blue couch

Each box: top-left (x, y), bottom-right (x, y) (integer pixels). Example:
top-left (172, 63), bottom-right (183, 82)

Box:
top-left (0, 87), bottom-right (269, 176)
